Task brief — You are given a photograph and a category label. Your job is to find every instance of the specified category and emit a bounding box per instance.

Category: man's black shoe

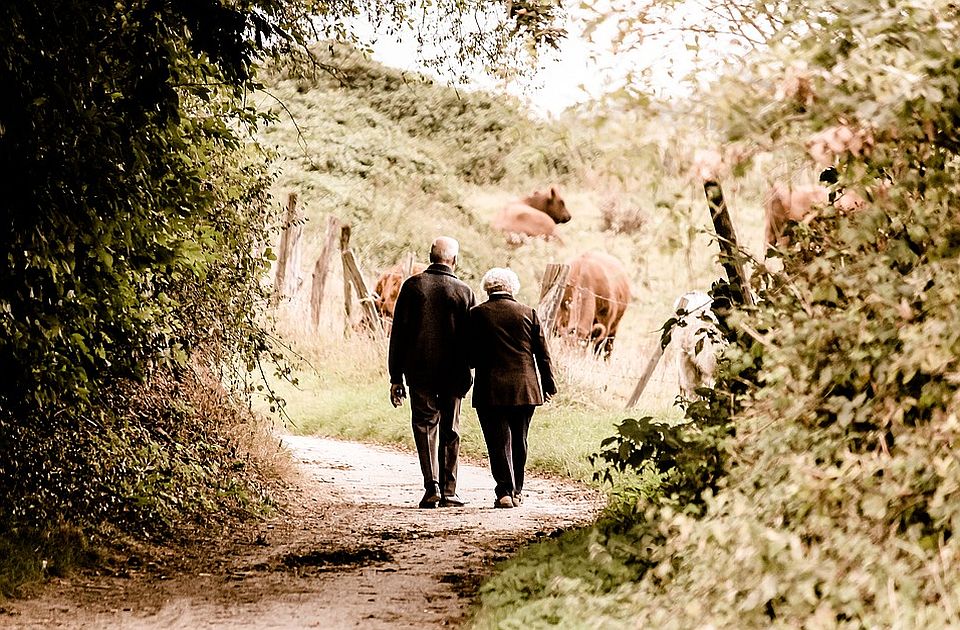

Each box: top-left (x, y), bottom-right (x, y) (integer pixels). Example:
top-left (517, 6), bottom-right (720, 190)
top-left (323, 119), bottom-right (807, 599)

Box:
top-left (419, 485), bottom-right (441, 509)
top-left (439, 495), bottom-right (467, 508)
top-left (494, 495), bottom-right (515, 509)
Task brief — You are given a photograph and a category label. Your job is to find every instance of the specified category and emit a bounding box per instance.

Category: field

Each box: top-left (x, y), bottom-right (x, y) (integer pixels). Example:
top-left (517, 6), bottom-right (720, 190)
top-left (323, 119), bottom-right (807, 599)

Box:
top-left (253, 47), bottom-right (771, 485)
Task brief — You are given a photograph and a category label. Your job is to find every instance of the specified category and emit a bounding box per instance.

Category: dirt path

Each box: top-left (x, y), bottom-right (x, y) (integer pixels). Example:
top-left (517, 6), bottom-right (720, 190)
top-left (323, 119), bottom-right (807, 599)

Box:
top-left (4, 434), bottom-right (604, 629)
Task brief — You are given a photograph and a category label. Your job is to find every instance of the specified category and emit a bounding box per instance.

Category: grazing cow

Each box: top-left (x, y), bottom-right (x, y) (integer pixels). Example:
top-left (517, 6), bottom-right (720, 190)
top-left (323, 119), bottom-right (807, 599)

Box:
top-left (673, 291), bottom-right (724, 399)
top-left (764, 181), bottom-right (870, 248)
top-left (691, 148), bottom-right (726, 182)
top-left (690, 144), bottom-right (757, 183)
top-left (555, 251), bottom-right (631, 359)
top-left (373, 261), bottom-right (427, 333)
top-left (764, 182), bottom-right (829, 247)
top-left (493, 186), bottom-right (571, 243)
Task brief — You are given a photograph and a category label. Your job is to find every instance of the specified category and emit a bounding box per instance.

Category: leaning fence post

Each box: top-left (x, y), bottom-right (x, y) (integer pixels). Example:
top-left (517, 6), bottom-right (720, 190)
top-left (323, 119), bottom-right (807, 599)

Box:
top-left (625, 295), bottom-right (690, 409)
top-left (341, 249), bottom-right (384, 337)
top-left (703, 179), bottom-right (754, 306)
top-left (537, 263), bottom-right (570, 336)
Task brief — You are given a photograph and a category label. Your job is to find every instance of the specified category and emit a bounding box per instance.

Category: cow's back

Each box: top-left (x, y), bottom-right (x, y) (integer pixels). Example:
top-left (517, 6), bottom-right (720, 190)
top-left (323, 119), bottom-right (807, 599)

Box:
top-left (764, 182), bottom-right (829, 246)
top-left (561, 251), bottom-right (631, 355)
top-left (583, 252), bottom-right (630, 334)
top-left (375, 262), bottom-right (427, 322)
top-left (493, 203), bottom-right (559, 239)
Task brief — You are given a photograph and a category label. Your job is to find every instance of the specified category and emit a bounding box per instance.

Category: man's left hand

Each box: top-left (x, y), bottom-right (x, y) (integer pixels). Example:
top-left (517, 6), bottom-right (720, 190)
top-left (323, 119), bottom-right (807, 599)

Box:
top-left (390, 383), bottom-right (407, 408)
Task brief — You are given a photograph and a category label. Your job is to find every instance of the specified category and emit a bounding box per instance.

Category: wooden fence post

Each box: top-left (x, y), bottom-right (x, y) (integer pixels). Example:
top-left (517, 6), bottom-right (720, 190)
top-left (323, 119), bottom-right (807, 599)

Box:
top-left (625, 346), bottom-right (666, 409)
top-left (341, 249), bottom-right (383, 337)
top-left (272, 192), bottom-right (303, 305)
top-left (626, 181), bottom-right (751, 408)
top-left (537, 263), bottom-right (570, 336)
top-left (310, 215), bottom-right (341, 330)
top-left (339, 224), bottom-right (353, 325)
top-left (703, 180), bottom-right (754, 306)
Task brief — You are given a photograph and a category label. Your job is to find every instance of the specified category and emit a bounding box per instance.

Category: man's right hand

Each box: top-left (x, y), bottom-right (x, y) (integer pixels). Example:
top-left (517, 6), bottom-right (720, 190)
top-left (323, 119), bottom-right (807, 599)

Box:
top-left (390, 383), bottom-right (407, 408)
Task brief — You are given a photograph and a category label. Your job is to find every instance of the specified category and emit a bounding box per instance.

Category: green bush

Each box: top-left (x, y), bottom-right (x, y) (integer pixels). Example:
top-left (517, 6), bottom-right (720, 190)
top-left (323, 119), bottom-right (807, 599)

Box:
top-left (0, 4), bottom-right (309, 598)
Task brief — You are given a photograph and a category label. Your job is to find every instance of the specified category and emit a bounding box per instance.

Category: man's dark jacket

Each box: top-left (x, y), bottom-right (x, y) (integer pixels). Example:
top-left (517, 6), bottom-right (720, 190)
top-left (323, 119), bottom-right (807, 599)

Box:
top-left (388, 263), bottom-right (476, 396)
top-left (468, 293), bottom-right (557, 408)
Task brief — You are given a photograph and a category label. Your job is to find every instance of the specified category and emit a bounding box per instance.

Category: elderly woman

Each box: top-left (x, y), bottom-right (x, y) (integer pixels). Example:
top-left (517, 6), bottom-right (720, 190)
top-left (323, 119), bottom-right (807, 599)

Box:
top-left (468, 267), bottom-right (557, 509)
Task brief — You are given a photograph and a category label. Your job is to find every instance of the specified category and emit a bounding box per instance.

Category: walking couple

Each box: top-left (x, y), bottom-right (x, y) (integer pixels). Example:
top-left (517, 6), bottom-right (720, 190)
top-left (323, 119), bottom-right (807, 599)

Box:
top-left (388, 236), bottom-right (557, 509)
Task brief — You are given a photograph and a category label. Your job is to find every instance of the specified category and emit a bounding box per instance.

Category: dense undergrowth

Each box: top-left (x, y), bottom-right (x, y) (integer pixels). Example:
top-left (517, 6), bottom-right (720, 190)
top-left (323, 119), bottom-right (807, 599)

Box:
top-left (0, 0), bottom-right (299, 596)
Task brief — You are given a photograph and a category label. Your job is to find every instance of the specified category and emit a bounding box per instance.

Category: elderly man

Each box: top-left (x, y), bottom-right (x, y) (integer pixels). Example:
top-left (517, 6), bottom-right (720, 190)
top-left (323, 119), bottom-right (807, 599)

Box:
top-left (388, 236), bottom-right (476, 509)
top-left (468, 267), bottom-right (557, 509)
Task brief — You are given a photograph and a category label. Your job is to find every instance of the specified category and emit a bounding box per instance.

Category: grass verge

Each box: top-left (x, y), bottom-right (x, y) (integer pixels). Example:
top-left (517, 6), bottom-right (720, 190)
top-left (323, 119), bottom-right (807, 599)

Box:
top-left (262, 333), bottom-right (682, 485)
top-left (0, 526), bottom-right (98, 599)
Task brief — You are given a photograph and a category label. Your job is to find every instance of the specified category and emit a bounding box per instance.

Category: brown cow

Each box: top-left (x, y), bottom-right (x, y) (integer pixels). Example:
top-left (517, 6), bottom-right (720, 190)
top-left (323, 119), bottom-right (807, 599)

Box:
top-left (555, 251), bottom-right (631, 359)
top-left (806, 124), bottom-right (873, 167)
top-left (493, 186), bottom-right (571, 243)
top-left (764, 182), bottom-right (829, 247)
top-left (764, 182), bottom-right (869, 247)
top-left (373, 261), bottom-right (427, 333)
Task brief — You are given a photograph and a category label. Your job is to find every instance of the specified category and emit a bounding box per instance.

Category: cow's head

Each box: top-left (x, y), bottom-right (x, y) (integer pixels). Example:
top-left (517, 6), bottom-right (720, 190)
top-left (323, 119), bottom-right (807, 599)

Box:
top-left (373, 270), bottom-right (404, 322)
top-left (526, 186), bottom-right (571, 224)
top-left (556, 283), bottom-right (600, 342)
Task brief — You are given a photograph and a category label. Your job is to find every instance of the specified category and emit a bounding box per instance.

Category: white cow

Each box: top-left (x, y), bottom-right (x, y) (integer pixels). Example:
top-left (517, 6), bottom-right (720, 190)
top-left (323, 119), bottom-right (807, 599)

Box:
top-left (673, 291), bottom-right (724, 398)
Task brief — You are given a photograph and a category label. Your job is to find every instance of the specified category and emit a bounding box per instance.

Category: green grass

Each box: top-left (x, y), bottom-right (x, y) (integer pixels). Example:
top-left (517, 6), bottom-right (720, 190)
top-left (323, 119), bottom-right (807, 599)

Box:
top-left (470, 522), bottom-right (648, 630)
top-left (0, 526), bottom-right (97, 599)
top-left (261, 334), bottom-right (683, 485)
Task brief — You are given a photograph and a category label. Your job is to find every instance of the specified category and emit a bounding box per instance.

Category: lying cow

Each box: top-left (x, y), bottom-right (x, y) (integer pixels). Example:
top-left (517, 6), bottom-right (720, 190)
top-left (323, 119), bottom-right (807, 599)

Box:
top-left (373, 261), bottom-right (427, 333)
top-left (673, 291), bottom-right (724, 399)
top-left (493, 186), bottom-right (571, 243)
top-left (555, 251), bottom-right (631, 359)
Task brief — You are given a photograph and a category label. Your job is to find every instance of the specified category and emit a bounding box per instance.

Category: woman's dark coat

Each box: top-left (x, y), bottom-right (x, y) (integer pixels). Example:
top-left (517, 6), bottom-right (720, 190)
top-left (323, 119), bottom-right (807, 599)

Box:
top-left (468, 293), bottom-right (557, 407)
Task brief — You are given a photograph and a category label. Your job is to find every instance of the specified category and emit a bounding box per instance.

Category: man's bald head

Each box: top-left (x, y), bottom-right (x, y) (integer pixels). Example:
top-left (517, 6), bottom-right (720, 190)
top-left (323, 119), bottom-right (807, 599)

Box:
top-left (430, 236), bottom-right (459, 267)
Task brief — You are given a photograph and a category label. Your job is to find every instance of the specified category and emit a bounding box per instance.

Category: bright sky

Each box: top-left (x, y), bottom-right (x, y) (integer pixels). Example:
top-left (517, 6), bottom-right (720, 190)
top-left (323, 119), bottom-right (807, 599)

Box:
top-left (362, 3), bottom-right (730, 117)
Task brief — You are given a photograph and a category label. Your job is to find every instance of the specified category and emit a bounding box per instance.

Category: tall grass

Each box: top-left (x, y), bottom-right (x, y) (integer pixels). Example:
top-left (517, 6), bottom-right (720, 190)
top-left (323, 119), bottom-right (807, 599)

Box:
top-left (0, 526), bottom-right (97, 598)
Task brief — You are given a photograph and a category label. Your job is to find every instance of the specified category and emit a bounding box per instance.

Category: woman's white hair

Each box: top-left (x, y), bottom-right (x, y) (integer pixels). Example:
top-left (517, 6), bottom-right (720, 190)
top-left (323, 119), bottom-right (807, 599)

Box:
top-left (481, 267), bottom-right (521, 295)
